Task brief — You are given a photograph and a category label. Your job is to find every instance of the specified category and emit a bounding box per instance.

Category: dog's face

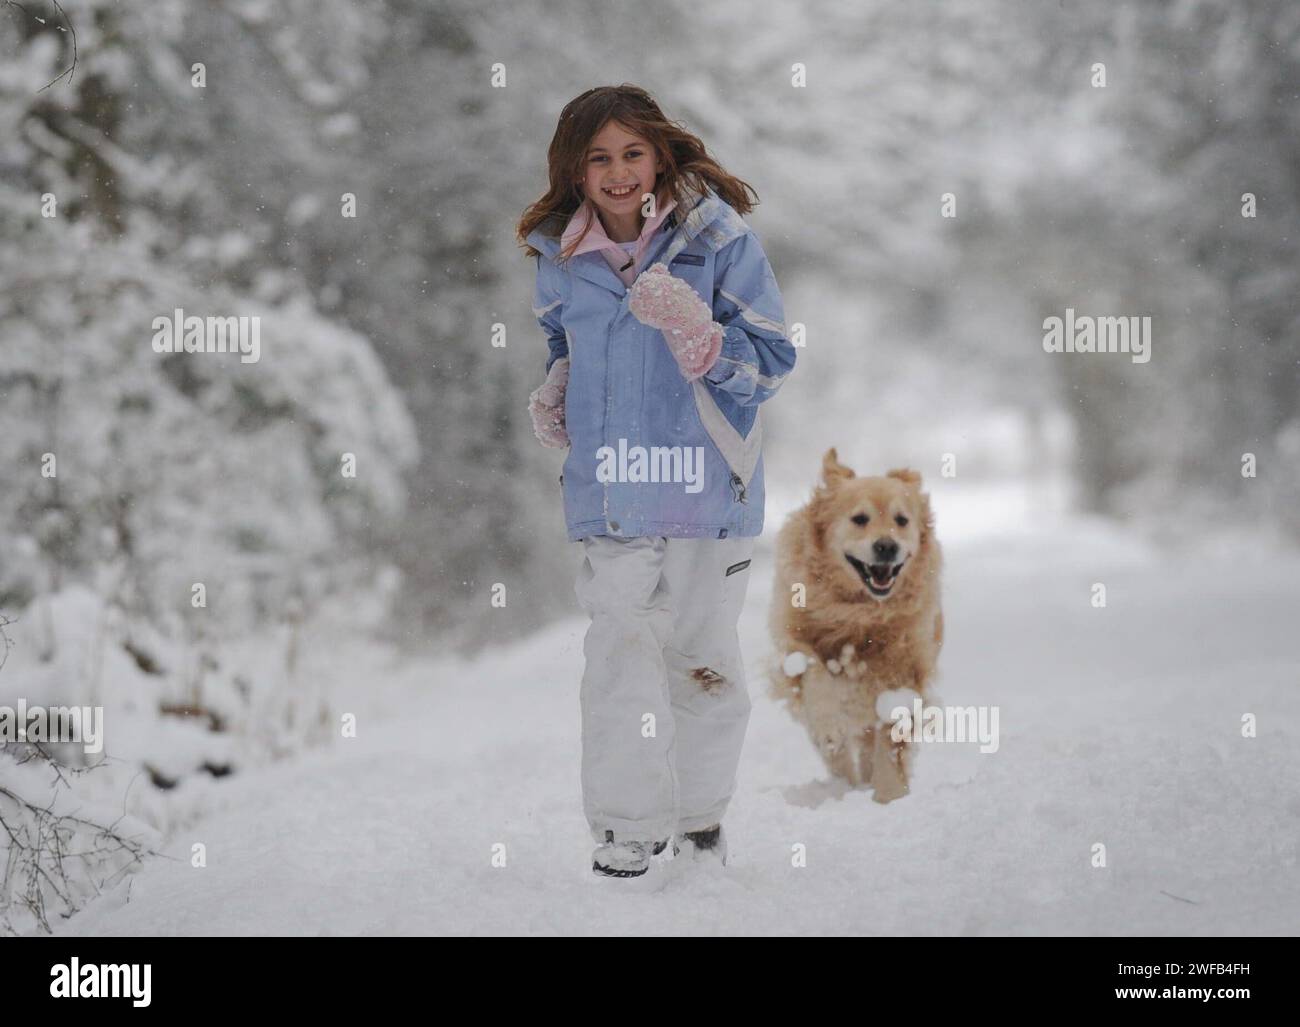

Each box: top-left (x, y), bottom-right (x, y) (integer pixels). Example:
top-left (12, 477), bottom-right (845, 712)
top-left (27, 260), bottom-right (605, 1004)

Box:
top-left (811, 450), bottom-right (932, 604)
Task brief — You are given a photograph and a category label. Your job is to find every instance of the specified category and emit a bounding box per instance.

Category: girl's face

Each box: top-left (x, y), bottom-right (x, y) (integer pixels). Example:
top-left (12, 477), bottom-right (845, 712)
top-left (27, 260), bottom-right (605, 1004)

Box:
top-left (579, 120), bottom-right (665, 221)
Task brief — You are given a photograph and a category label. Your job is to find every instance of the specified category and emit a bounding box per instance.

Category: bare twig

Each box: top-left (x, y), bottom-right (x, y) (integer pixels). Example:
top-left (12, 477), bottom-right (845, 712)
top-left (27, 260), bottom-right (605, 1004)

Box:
top-left (0, 767), bottom-right (159, 935)
top-left (0, 611), bottom-right (159, 935)
top-left (4, 0), bottom-right (77, 92)
top-left (0, 614), bottom-right (12, 674)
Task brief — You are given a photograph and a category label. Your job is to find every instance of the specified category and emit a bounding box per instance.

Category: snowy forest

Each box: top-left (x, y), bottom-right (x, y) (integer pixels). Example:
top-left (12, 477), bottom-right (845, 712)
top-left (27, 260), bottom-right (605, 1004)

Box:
top-left (1, 0), bottom-right (1296, 936)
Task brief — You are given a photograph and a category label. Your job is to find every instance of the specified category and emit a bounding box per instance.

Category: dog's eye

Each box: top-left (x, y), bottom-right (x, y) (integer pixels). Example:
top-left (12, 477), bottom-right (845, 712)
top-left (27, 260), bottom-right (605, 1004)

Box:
top-left (894, 514), bottom-right (909, 527)
top-left (851, 513), bottom-right (869, 526)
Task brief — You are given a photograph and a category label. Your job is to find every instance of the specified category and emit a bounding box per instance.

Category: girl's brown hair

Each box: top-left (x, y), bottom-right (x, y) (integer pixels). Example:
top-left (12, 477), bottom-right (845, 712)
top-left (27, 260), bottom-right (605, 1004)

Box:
top-left (517, 84), bottom-right (758, 261)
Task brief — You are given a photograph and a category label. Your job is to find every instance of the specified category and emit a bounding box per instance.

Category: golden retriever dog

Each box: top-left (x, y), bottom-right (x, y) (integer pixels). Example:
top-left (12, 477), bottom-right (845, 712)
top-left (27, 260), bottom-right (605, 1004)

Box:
top-left (768, 449), bottom-right (943, 802)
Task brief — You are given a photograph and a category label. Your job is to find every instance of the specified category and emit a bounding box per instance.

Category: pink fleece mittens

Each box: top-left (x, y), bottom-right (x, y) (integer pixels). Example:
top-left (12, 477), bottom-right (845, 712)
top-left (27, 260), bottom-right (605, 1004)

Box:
top-left (628, 263), bottom-right (724, 381)
top-left (528, 356), bottom-right (570, 448)
top-left (529, 263), bottom-right (719, 448)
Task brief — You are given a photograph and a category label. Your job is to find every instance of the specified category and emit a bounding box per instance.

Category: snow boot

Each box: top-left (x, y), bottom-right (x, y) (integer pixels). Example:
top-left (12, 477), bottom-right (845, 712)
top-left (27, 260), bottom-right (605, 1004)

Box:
top-left (673, 824), bottom-right (727, 865)
top-left (592, 831), bottom-right (671, 878)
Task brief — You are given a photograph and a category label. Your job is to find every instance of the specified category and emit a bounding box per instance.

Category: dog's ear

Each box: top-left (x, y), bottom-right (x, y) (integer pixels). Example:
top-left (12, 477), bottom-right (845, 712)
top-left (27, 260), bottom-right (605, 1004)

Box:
top-left (886, 467), bottom-right (922, 487)
top-left (820, 447), bottom-right (855, 489)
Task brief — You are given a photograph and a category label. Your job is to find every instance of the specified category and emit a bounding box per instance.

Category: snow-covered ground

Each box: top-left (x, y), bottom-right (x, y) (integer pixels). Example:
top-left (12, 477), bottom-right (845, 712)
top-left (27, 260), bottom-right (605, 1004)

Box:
top-left (53, 486), bottom-right (1300, 936)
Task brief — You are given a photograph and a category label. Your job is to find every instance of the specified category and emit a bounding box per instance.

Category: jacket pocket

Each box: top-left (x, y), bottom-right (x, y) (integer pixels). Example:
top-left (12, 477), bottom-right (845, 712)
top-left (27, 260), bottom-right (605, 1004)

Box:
top-left (686, 380), bottom-right (763, 503)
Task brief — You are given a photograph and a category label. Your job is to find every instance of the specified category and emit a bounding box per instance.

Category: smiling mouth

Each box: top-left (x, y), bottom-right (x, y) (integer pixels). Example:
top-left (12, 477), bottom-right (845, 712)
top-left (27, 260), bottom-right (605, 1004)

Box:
top-left (602, 183), bottom-right (638, 198)
top-left (844, 552), bottom-right (906, 598)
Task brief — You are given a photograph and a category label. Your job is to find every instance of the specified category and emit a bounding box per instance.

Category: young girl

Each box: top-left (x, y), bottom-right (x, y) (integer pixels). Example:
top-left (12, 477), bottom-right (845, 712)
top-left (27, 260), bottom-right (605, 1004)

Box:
top-left (516, 85), bottom-right (796, 879)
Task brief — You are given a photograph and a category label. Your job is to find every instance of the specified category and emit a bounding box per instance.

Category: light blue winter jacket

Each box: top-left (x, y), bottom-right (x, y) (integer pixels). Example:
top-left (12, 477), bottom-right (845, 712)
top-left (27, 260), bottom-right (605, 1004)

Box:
top-left (527, 183), bottom-right (796, 541)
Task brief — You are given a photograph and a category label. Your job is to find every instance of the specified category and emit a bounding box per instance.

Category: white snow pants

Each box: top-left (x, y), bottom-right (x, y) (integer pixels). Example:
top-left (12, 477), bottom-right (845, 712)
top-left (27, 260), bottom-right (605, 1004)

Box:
top-left (574, 533), bottom-right (755, 844)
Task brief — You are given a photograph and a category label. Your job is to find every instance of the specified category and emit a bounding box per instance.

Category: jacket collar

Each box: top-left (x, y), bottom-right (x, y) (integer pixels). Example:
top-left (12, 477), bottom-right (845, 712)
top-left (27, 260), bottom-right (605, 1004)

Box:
top-left (560, 190), bottom-right (677, 260)
top-left (527, 182), bottom-right (721, 295)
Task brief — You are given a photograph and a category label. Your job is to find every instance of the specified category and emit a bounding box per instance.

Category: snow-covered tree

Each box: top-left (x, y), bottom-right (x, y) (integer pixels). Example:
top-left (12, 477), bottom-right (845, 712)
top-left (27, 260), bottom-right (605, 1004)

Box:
top-left (0, 0), bottom-right (417, 821)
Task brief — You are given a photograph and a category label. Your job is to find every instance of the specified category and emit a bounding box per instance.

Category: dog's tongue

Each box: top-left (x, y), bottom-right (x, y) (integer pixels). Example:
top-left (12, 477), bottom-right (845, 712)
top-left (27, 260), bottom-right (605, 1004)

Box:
top-left (869, 565), bottom-right (892, 586)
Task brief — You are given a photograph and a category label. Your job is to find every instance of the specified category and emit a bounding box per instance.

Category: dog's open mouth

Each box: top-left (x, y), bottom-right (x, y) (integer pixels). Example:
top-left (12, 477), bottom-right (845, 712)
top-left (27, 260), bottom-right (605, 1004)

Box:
top-left (844, 552), bottom-right (906, 598)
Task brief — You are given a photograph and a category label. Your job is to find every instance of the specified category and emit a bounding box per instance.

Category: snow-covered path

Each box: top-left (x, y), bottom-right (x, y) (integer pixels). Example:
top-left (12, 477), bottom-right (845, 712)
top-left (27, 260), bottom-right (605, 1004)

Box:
top-left (57, 510), bottom-right (1300, 936)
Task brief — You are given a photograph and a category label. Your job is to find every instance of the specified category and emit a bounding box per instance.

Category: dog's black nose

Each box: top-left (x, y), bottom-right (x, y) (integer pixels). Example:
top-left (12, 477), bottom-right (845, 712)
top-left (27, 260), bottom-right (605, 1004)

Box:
top-left (872, 538), bottom-right (899, 562)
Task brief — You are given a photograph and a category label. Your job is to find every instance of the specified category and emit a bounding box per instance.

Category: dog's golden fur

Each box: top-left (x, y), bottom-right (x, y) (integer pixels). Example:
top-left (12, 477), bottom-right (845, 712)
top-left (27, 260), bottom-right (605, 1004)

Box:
top-left (768, 449), bottom-right (943, 802)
